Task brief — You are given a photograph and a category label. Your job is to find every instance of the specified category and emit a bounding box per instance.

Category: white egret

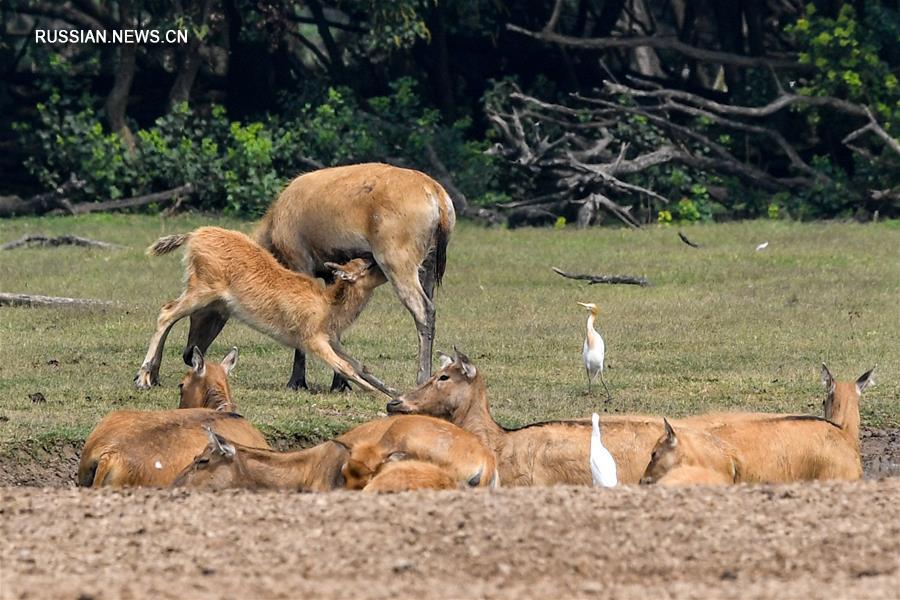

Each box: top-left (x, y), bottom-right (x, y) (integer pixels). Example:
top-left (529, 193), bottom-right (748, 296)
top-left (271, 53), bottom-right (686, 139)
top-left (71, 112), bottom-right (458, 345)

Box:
top-left (577, 302), bottom-right (610, 401)
top-left (590, 413), bottom-right (617, 487)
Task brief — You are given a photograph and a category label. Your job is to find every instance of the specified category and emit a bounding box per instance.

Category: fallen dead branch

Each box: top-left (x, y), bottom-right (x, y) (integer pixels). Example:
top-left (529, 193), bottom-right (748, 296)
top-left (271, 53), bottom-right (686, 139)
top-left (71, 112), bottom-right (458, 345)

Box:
top-left (552, 266), bottom-right (649, 287)
top-left (0, 293), bottom-right (114, 308)
top-left (64, 184), bottom-right (195, 215)
top-left (1, 234), bottom-right (124, 251)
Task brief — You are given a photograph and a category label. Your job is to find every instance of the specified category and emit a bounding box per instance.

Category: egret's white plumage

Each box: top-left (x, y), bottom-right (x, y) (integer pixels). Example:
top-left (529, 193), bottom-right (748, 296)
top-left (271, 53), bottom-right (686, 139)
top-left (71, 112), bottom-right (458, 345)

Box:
top-left (578, 302), bottom-right (610, 400)
top-left (590, 413), bottom-right (617, 487)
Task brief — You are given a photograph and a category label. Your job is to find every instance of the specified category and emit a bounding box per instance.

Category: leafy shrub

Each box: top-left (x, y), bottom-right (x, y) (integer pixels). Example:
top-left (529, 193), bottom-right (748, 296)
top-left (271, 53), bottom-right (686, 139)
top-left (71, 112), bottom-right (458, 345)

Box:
top-left (17, 79), bottom-right (506, 214)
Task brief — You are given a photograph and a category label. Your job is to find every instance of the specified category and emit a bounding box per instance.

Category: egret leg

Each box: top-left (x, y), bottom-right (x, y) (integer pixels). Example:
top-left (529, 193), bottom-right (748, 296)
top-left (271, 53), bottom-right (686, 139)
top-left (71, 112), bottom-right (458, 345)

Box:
top-left (599, 371), bottom-right (612, 403)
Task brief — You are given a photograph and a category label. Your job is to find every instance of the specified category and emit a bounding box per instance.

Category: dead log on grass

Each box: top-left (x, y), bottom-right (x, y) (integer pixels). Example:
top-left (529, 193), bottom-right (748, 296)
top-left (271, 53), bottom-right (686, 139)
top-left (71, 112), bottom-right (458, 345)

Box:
top-left (552, 266), bottom-right (649, 287)
top-left (0, 293), bottom-right (114, 308)
top-left (1, 234), bottom-right (124, 251)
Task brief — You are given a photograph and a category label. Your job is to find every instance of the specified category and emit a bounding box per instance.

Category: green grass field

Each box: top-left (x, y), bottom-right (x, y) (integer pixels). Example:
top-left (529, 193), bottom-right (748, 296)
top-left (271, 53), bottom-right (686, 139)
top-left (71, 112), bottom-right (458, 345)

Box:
top-left (0, 214), bottom-right (897, 455)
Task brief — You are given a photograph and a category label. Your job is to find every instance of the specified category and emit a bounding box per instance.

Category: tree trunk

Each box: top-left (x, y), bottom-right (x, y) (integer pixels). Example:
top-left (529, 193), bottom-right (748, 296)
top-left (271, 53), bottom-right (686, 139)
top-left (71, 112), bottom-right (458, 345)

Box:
top-left (105, 0), bottom-right (136, 152)
top-left (306, 0), bottom-right (344, 80)
top-left (428, 1), bottom-right (454, 116)
top-left (168, 0), bottom-right (217, 109)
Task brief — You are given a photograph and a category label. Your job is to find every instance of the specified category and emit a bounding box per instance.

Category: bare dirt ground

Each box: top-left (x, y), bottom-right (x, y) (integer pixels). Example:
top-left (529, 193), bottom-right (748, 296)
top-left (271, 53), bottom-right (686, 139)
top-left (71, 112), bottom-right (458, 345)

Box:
top-left (2, 430), bottom-right (899, 599)
top-left (3, 481), bottom-right (899, 600)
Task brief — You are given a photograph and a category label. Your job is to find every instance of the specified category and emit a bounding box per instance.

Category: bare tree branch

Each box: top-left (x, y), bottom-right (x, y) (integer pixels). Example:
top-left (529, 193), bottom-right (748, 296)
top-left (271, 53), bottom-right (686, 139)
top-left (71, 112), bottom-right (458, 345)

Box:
top-left (507, 23), bottom-right (811, 72)
top-left (552, 266), bottom-right (650, 286)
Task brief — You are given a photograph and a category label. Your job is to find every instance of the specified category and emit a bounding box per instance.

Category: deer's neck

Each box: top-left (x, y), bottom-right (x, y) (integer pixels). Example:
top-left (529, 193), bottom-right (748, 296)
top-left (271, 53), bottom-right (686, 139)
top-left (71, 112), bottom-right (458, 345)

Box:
top-left (830, 385), bottom-right (861, 452)
top-left (243, 444), bottom-right (342, 491)
top-left (458, 387), bottom-right (505, 456)
top-left (325, 283), bottom-right (373, 333)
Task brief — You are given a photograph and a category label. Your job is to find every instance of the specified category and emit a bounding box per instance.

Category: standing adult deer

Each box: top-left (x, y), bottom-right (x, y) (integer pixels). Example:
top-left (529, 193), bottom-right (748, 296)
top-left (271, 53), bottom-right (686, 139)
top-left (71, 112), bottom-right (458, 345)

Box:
top-left (183, 163), bottom-right (456, 390)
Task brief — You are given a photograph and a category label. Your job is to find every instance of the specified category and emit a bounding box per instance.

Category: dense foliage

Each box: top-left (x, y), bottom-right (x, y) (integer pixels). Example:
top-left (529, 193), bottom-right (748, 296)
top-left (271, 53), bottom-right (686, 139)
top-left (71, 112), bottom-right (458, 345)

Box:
top-left (1, 0), bottom-right (898, 221)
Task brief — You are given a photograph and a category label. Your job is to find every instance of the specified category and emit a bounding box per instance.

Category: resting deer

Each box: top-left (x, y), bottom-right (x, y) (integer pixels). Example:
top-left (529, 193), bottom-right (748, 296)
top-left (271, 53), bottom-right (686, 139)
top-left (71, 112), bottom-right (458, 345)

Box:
top-left (173, 415), bottom-right (494, 491)
top-left (640, 419), bottom-right (741, 485)
top-left (363, 460), bottom-right (458, 492)
top-left (335, 415), bottom-right (497, 490)
top-left (178, 346), bottom-right (238, 411)
top-left (387, 349), bottom-right (667, 485)
top-left (134, 227), bottom-right (395, 398)
top-left (689, 365), bottom-right (874, 482)
top-left (80, 351), bottom-right (263, 487)
top-left (78, 409), bottom-right (268, 487)
top-left (182, 163), bottom-right (456, 390)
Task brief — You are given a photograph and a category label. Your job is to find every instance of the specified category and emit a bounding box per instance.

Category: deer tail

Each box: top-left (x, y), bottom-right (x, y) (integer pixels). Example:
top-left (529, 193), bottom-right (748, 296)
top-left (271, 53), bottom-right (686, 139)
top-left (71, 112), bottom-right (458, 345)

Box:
top-left (147, 233), bottom-right (190, 256)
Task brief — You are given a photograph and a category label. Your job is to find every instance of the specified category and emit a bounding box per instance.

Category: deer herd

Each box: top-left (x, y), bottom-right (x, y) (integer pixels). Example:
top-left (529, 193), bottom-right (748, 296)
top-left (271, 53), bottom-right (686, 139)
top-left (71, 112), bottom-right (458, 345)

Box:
top-left (74, 162), bottom-right (877, 493)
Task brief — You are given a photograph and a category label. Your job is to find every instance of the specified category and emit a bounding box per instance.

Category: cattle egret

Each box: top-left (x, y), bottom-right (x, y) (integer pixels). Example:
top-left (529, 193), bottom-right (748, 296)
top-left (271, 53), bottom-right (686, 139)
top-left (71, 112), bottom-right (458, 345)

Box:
top-left (590, 413), bottom-right (617, 487)
top-left (755, 241), bottom-right (769, 251)
top-left (577, 302), bottom-right (610, 401)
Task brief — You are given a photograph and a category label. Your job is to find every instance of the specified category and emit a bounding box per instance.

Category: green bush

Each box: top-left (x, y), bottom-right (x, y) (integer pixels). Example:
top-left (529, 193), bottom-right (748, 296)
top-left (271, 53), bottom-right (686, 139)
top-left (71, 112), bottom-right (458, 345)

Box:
top-left (17, 79), bottom-right (506, 215)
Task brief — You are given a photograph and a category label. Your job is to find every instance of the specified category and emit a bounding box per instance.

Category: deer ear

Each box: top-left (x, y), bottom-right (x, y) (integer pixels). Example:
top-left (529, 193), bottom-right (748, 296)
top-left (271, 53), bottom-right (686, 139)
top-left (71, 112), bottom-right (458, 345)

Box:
top-left (821, 363), bottom-right (835, 394)
top-left (204, 426), bottom-right (235, 458)
top-left (331, 439), bottom-right (352, 453)
top-left (437, 352), bottom-right (453, 369)
top-left (220, 347), bottom-right (238, 374)
top-left (325, 262), bottom-right (356, 282)
top-left (663, 418), bottom-right (678, 447)
top-left (191, 346), bottom-right (205, 375)
top-left (856, 366), bottom-right (876, 394)
top-left (453, 348), bottom-right (477, 380)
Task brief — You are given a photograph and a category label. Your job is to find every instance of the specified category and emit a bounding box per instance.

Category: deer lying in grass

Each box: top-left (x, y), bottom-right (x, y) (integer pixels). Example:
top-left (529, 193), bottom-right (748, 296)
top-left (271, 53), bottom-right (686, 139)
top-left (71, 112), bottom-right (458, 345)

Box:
top-left (178, 346), bottom-right (238, 411)
top-left (335, 415), bottom-right (497, 490)
top-left (694, 365), bottom-right (874, 482)
top-left (81, 350), bottom-right (264, 487)
top-left (363, 460), bottom-right (458, 492)
top-left (78, 409), bottom-right (268, 487)
top-left (173, 415), bottom-right (494, 491)
top-left (640, 419), bottom-right (740, 485)
top-left (387, 350), bottom-right (667, 485)
top-left (134, 227), bottom-right (395, 398)
top-left (183, 163), bottom-right (456, 390)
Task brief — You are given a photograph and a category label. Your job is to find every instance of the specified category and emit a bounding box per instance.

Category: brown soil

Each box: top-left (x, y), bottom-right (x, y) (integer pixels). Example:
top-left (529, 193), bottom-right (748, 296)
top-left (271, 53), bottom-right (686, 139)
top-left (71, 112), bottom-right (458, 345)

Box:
top-left (2, 480), bottom-right (899, 599)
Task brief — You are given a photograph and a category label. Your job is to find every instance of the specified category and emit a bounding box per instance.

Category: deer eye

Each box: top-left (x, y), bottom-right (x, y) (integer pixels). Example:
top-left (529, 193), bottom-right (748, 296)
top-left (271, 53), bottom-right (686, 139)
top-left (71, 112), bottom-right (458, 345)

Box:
top-left (178, 383), bottom-right (184, 390)
top-left (438, 374), bottom-right (450, 381)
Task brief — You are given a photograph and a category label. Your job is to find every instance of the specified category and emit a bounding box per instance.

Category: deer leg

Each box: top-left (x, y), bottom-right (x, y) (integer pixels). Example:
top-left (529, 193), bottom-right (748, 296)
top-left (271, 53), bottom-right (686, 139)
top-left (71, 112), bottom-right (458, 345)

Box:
top-left (183, 303), bottom-right (229, 365)
top-left (327, 335), bottom-right (352, 392)
top-left (331, 340), bottom-right (396, 397)
top-left (286, 349), bottom-right (309, 391)
top-left (419, 257), bottom-right (438, 383)
top-left (136, 292), bottom-right (214, 389)
top-left (305, 337), bottom-right (390, 398)
top-left (378, 258), bottom-right (433, 385)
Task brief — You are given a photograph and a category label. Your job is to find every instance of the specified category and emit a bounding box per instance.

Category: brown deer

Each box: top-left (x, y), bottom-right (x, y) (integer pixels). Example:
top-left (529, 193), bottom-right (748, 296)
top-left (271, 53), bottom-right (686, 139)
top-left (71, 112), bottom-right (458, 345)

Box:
top-left (134, 227), bottom-right (395, 398)
top-left (655, 466), bottom-right (734, 486)
top-left (182, 163), bottom-right (456, 390)
top-left (335, 415), bottom-right (497, 490)
top-left (77, 409), bottom-right (269, 487)
top-left (641, 413), bottom-right (862, 484)
top-left (178, 346), bottom-right (238, 411)
top-left (640, 419), bottom-right (740, 485)
top-left (821, 363), bottom-right (875, 457)
top-left (362, 460), bottom-right (459, 492)
top-left (387, 350), bottom-right (667, 485)
top-left (173, 415), bottom-right (492, 491)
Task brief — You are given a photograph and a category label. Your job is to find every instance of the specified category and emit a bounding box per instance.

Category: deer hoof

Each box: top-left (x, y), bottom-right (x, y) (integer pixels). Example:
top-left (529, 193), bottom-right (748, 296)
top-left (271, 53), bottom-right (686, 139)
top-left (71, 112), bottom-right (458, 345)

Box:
top-left (286, 379), bottom-right (309, 391)
top-left (134, 368), bottom-right (156, 390)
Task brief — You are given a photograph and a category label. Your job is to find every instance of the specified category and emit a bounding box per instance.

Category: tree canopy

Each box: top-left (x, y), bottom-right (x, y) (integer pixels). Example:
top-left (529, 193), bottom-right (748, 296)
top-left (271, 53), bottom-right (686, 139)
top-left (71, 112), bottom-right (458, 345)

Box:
top-left (1, 0), bottom-right (897, 223)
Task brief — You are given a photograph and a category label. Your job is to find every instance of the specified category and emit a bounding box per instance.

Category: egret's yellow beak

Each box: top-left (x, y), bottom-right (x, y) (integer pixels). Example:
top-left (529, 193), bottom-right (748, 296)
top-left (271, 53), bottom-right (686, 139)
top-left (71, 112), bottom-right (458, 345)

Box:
top-left (577, 302), bottom-right (589, 308)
